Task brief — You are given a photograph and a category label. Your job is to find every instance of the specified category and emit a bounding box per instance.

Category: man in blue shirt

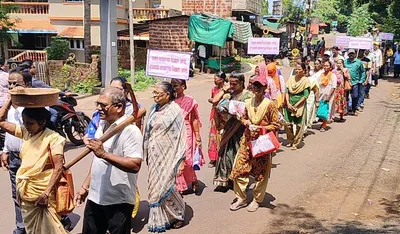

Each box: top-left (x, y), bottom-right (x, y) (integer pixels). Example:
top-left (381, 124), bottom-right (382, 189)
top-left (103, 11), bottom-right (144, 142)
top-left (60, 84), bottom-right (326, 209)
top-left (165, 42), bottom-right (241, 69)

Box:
top-left (344, 49), bottom-right (366, 115)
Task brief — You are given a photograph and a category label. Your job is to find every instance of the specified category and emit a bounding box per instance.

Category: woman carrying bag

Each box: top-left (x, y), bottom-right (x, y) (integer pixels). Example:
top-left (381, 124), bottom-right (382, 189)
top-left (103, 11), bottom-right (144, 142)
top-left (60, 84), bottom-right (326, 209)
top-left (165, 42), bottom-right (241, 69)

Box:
top-left (317, 61), bottom-right (337, 132)
top-left (229, 76), bottom-right (280, 212)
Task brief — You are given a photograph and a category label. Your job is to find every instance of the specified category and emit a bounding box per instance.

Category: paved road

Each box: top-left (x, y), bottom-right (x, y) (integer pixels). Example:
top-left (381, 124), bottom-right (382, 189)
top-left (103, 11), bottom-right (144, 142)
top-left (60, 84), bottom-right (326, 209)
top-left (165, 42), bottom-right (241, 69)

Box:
top-left (1, 70), bottom-right (400, 234)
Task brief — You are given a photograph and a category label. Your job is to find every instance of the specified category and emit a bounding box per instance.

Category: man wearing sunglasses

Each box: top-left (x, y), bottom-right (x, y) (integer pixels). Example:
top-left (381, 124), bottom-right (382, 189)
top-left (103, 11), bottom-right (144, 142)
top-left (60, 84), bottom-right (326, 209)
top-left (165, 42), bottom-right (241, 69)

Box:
top-left (76, 87), bottom-right (143, 234)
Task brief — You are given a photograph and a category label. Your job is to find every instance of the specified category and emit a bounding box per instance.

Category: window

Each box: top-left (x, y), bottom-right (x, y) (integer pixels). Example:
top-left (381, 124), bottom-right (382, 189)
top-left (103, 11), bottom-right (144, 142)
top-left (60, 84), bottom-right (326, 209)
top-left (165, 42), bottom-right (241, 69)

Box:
top-left (69, 39), bottom-right (84, 50)
top-left (35, 34), bottom-right (50, 49)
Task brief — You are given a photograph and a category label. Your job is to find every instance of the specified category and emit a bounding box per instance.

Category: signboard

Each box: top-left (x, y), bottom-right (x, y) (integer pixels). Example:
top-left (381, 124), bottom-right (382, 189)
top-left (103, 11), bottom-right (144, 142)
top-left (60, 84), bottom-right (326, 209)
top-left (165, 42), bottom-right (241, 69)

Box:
top-left (335, 36), bottom-right (352, 48)
top-left (348, 37), bottom-right (373, 50)
top-left (146, 49), bottom-right (191, 80)
top-left (380, 32), bottom-right (394, 41)
top-left (247, 38), bottom-right (280, 55)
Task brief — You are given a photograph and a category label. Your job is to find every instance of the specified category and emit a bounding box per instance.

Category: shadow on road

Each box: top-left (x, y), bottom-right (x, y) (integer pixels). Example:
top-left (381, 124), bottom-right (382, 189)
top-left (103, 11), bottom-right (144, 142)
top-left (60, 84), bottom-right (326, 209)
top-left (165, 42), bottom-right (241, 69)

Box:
top-left (265, 203), bottom-right (400, 234)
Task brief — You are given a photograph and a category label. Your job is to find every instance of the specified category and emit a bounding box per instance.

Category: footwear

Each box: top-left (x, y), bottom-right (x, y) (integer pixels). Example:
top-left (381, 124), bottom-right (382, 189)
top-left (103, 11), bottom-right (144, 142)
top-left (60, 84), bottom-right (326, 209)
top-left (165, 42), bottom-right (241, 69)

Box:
top-left (208, 160), bottom-right (216, 168)
top-left (365, 94), bottom-right (370, 99)
top-left (320, 128), bottom-right (326, 132)
top-left (290, 145), bottom-right (298, 151)
top-left (230, 199), bottom-right (248, 211)
top-left (357, 107), bottom-right (364, 113)
top-left (192, 181), bottom-right (199, 193)
top-left (247, 200), bottom-right (260, 212)
top-left (354, 111), bottom-right (360, 116)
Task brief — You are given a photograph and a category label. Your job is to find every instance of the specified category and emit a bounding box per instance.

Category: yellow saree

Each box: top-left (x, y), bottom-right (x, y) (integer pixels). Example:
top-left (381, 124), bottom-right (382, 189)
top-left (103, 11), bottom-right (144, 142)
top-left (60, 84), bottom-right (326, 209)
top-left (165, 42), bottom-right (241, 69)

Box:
top-left (15, 125), bottom-right (68, 234)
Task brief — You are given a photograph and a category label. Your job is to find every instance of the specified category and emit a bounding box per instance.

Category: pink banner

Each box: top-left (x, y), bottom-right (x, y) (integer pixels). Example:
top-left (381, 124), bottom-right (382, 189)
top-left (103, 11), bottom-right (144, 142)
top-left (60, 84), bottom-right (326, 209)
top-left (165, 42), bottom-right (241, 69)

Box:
top-left (146, 49), bottom-right (191, 80)
top-left (380, 32), bottom-right (394, 41)
top-left (335, 36), bottom-right (351, 48)
top-left (248, 38), bottom-right (280, 55)
top-left (348, 37), bottom-right (373, 50)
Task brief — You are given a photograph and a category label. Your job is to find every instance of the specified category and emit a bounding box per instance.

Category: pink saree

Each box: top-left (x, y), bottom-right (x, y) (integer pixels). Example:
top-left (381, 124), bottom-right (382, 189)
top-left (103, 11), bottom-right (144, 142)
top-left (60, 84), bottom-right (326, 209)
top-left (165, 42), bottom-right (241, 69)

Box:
top-left (208, 86), bottom-right (222, 161)
top-left (175, 95), bottom-right (204, 192)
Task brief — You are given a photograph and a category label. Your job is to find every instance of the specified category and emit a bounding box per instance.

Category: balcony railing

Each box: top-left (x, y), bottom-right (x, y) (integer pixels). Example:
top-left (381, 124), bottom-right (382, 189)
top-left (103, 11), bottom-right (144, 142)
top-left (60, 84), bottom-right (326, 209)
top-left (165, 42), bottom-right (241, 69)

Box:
top-left (132, 8), bottom-right (169, 21)
top-left (1, 2), bottom-right (49, 14)
top-left (9, 50), bottom-right (47, 62)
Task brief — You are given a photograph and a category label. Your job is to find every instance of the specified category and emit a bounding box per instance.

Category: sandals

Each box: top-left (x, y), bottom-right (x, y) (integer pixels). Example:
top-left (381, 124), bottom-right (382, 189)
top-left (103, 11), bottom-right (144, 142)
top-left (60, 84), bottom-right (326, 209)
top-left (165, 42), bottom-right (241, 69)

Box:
top-left (208, 160), bottom-right (216, 168)
top-left (192, 181), bottom-right (199, 193)
top-left (172, 220), bottom-right (184, 229)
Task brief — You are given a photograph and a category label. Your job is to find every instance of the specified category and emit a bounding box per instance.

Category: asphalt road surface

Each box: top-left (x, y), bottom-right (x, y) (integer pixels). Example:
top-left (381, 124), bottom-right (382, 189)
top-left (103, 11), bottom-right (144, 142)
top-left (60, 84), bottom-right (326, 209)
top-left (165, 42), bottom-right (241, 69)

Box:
top-left (1, 68), bottom-right (400, 234)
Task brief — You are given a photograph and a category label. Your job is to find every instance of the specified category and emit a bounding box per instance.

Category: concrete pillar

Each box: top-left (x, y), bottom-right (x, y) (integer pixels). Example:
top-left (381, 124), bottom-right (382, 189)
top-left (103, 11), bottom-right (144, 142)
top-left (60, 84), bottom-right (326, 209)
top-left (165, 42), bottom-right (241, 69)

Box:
top-left (100, 0), bottom-right (118, 87)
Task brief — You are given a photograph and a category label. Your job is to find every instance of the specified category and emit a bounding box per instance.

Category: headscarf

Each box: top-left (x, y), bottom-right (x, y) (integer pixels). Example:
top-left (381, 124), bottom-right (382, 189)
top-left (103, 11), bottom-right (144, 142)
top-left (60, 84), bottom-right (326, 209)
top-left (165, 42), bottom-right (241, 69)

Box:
top-left (257, 62), bottom-right (267, 79)
top-left (320, 71), bottom-right (333, 86)
top-left (267, 63), bottom-right (281, 91)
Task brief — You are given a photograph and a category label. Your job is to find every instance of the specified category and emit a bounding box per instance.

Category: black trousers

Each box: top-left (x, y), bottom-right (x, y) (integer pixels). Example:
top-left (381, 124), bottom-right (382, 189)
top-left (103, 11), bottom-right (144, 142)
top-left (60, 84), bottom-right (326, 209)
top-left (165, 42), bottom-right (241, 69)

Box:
top-left (82, 200), bottom-right (134, 234)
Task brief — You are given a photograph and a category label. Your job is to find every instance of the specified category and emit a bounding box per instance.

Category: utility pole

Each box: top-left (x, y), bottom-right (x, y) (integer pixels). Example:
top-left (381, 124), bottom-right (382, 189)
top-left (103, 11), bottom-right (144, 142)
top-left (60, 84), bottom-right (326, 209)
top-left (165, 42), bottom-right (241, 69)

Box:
top-left (129, 0), bottom-right (135, 84)
top-left (100, 0), bottom-right (118, 87)
top-left (306, 0), bottom-right (312, 37)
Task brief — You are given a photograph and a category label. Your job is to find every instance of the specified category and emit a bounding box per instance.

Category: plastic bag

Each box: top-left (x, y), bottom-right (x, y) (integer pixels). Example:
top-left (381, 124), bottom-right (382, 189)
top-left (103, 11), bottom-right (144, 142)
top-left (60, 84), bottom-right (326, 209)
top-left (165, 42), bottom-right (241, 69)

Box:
top-left (193, 147), bottom-right (202, 171)
top-left (316, 100), bottom-right (330, 121)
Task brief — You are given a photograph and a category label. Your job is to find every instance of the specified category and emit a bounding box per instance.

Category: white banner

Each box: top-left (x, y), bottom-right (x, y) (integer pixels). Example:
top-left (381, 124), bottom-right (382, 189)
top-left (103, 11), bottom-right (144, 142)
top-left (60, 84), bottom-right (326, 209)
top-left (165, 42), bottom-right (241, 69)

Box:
top-left (348, 37), bottom-right (373, 50)
top-left (380, 32), bottom-right (394, 41)
top-left (335, 36), bottom-right (352, 48)
top-left (248, 38), bottom-right (280, 55)
top-left (146, 49), bottom-right (191, 80)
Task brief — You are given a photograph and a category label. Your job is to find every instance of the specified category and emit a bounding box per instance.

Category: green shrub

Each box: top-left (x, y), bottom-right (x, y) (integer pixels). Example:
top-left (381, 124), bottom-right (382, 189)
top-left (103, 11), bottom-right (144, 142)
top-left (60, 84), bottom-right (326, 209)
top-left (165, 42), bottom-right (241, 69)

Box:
top-left (46, 36), bottom-right (69, 60)
top-left (51, 64), bottom-right (101, 94)
top-left (118, 66), bottom-right (157, 91)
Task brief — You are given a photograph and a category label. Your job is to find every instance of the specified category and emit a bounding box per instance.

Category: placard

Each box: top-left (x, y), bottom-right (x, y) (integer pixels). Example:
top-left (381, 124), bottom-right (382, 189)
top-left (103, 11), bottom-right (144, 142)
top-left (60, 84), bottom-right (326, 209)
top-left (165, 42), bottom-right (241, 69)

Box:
top-left (248, 38), bottom-right (280, 55)
top-left (380, 32), bottom-right (394, 41)
top-left (146, 49), bottom-right (191, 80)
top-left (348, 37), bottom-right (373, 50)
top-left (335, 36), bottom-right (352, 48)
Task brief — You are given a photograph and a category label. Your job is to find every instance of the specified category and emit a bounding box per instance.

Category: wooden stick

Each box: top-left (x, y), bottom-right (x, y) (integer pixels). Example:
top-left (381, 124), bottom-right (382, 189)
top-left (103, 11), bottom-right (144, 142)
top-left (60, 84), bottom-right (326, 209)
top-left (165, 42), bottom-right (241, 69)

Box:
top-left (64, 114), bottom-right (139, 169)
top-left (64, 86), bottom-right (144, 169)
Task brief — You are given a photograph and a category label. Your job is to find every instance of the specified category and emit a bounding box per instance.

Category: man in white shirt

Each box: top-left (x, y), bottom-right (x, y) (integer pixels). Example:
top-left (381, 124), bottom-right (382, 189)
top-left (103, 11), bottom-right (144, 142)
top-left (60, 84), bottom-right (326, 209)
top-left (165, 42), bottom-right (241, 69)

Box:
top-left (198, 44), bottom-right (207, 73)
top-left (0, 71), bottom-right (31, 234)
top-left (373, 42), bottom-right (383, 86)
top-left (75, 87), bottom-right (143, 234)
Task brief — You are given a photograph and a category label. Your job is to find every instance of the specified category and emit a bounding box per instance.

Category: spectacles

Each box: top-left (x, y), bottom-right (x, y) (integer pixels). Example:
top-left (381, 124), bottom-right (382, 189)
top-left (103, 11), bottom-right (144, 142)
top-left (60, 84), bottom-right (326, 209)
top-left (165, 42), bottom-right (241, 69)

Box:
top-left (95, 101), bottom-right (120, 109)
top-left (9, 82), bottom-right (22, 87)
top-left (152, 91), bottom-right (165, 96)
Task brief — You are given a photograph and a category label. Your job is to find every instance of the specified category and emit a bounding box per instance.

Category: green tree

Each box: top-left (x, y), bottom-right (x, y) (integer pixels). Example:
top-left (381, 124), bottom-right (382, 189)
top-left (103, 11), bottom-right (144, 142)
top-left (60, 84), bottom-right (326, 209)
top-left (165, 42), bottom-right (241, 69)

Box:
top-left (46, 36), bottom-right (69, 60)
top-left (261, 0), bottom-right (269, 16)
top-left (311, 0), bottom-right (347, 24)
top-left (0, 3), bottom-right (18, 57)
top-left (382, 0), bottom-right (400, 39)
top-left (280, 0), bottom-right (305, 25)
top-left (347, 4), bottom-right (375, 36)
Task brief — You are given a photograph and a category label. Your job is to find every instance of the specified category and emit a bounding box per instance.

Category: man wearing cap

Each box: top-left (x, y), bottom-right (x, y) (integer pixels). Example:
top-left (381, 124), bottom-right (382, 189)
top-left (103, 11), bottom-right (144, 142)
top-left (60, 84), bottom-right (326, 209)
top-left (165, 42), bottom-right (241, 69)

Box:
top-left (344, 49), bottom-right (366, 115)
top-left (372, 42), bottom-right (383, 85)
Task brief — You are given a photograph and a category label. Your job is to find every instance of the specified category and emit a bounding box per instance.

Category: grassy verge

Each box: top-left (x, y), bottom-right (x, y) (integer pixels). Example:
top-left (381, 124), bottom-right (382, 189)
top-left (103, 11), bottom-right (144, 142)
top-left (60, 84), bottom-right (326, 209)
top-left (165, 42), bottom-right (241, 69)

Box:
top-left (118, 66), bottom-right (157, 91)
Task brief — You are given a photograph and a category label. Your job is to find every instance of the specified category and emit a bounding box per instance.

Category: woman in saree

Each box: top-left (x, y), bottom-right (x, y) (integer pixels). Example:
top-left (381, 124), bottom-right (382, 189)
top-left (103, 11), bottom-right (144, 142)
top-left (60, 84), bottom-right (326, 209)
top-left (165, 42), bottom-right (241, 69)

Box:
top-left (334, 59), bottom-right (349, 122)
top-left (144, 81), bottom-right (186, 232)
top-left (208, 72), bottom-right (227, 168)
top-left (284, 63), bottom-right (310, 150)
top-left (306, 59), bottom-right (322, 129)
top-left (318, 61), bottom-right (337, 132)
top-left (229, 76), bottom-right (280, 212)
top-left (171, 79), bottom-right (203, 193)
top-left (212, 72), bottom-right (252, 191)
top-left (0, 99), bottom-right (67, 234)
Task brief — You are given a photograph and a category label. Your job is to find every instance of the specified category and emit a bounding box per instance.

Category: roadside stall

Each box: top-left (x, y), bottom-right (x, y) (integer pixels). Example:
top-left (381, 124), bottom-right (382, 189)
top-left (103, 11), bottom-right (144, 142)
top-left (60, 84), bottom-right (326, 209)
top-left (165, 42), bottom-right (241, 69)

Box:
top-left (189, 14), bottom-right (239, 73)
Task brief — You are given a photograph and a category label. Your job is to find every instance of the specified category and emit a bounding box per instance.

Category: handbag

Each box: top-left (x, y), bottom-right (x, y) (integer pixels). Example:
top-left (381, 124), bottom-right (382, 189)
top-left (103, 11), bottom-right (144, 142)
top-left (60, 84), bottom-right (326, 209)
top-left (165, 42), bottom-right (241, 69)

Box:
top-left (344, 80), bottom-right (352, 91)
top-left (316, 100), bottom-right (330, 121)
top-left (248, 127), bottom-right (280, 158)
top-left (48, 145), bottom-right (75, 215)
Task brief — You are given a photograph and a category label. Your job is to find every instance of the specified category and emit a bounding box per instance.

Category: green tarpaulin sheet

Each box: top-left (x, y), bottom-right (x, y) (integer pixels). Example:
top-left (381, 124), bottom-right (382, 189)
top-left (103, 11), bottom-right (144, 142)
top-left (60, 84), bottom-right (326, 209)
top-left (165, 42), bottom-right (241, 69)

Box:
top-left (263, 19), bottom-right (280, 30)
top-left (188, 14), bottom-right (235, 47)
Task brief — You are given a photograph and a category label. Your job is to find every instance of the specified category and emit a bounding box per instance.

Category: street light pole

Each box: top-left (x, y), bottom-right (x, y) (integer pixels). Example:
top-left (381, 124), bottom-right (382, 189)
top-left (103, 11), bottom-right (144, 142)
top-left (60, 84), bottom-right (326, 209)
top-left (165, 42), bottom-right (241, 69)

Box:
top-left (129, 0), bottom-right (135, 84)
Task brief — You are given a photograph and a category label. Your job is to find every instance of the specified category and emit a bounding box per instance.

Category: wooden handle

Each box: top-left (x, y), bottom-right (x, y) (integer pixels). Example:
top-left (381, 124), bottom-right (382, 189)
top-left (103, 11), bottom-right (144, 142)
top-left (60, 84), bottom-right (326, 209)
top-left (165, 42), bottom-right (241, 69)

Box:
top-left (64, 115), bottom-right (137, 169)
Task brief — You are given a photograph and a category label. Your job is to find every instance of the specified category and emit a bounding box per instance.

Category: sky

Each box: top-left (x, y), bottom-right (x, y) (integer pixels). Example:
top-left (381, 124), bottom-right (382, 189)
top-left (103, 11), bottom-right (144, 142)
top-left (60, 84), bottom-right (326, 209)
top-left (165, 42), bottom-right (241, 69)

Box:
top-left (268, 0), bottom-right (273, 14)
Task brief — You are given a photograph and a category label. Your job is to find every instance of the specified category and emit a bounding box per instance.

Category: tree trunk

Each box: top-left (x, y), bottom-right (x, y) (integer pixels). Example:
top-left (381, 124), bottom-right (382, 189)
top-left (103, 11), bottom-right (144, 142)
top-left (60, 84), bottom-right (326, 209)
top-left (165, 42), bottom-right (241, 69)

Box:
top-left (84, 0), bottom-right (92, 63)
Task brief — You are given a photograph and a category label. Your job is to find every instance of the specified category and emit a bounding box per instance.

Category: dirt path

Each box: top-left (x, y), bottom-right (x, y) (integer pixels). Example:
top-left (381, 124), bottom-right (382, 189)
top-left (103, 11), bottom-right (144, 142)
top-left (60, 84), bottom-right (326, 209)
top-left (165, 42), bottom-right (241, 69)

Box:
top-left (264, 78), bottom-right (400, 234)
